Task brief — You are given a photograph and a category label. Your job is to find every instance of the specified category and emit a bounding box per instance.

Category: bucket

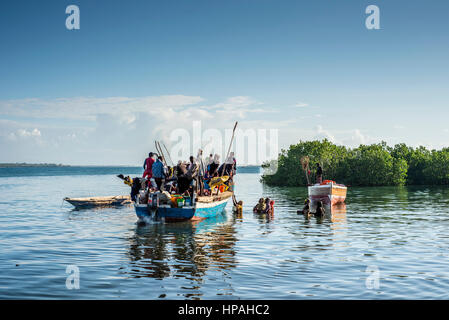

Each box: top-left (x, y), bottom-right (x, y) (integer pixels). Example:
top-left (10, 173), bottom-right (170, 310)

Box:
top-left (171, 195), bottom-right (182, 207)
top-left (177, 197), bottom-right (185, 208)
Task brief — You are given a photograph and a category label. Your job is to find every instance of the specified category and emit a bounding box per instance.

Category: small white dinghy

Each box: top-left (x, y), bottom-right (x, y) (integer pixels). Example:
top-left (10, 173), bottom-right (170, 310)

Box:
top-left (308, 180), bottom-right (347, 206)
top-left (64, 195), bottom-right (131, 209)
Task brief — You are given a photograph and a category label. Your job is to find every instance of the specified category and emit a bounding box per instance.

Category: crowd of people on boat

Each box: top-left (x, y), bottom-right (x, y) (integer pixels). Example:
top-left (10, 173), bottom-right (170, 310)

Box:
top-left (118, 149), bottom-right (333, 218)
top-left (119, 150), bottom-right (237, 204)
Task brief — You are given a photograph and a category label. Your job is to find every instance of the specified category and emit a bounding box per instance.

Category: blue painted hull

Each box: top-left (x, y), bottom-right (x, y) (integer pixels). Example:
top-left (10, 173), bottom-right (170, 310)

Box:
top-left (134, 197), bottom-right (230, 222)
top-left (158, 206), bottom-right (196, 221)
top-left (194, 201), bottom-right (228, 219)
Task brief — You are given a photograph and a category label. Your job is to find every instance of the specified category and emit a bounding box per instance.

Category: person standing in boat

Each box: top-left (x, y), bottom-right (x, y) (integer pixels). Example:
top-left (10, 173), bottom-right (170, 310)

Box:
top-left (143, 152), bottom-right (155, 179)
top-left (196, 149), bottom-right (207, 177)
top-left (207, 153), bottom-right (213, 165)
top-left (228, 152), bottom-right (237, 176)
top-left (195, 149), bottom-right (207, 195)
top-left (187, 156), bottom-right (195, 170)
top-left (205, 154), bottom-right (214, 176)
top-left (209, 154), bottom-right (220, 177)
top-left (152, 156), bottom-right (165, 191)
top-left (315, 162), bottom-right (323, 184)
top-left (186, 156), bottom-right (198, 179)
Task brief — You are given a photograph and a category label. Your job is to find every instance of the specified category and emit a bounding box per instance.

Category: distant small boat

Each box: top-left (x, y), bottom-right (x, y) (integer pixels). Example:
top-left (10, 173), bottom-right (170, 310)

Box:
top-left (64, 195), bottom-right (132, 209)
top-left (308, 180), bottom-right (347, 206)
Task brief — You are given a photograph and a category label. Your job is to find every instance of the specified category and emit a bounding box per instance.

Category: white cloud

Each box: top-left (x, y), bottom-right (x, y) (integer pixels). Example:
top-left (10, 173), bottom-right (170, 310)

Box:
top-left (295, 102), bottom-right (309, 108)
top-left (309, 126), bottom-right (379, 148)
top-left (210, 96), bottom-right (268, 118)
top-left (0, 95), bottom-right (205, 120)
top-left (0, 95), bottom-right (280, 165)
top-left (17, 128), bottom-right (41, 137)
top-left (343, 129), bottom-right (367, 146)
top-left (6, 128), bottom-right (42, 142)
top-left (313, 125), bottom-right (337, 143)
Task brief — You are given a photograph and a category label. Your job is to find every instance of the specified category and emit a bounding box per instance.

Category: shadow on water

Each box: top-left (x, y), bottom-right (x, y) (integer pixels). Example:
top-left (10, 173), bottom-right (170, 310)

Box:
top-left (124, 211), bottom-right (238, 287)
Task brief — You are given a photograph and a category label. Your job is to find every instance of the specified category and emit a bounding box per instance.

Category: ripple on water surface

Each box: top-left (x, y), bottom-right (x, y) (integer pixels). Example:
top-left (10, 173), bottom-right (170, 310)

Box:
top-left (1, 171), bottom-right (449, 299)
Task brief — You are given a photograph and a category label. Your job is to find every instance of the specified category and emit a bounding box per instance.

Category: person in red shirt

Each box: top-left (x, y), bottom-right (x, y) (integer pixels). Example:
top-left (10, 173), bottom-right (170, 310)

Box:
top-left (143, 152), bottom-right (155, 179)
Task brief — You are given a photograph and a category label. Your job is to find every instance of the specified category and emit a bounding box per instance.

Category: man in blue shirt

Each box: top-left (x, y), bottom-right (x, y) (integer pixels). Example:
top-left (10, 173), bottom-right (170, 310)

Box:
top-left (152, 156), bottom-right (165, 190)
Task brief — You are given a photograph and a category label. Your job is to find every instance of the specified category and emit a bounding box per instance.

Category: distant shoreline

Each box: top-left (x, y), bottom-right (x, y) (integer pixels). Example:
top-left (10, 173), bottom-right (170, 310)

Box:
top-left (0, 163), bottom-right (70, 168)
top-left (0, 163), bottom-right (261, 169)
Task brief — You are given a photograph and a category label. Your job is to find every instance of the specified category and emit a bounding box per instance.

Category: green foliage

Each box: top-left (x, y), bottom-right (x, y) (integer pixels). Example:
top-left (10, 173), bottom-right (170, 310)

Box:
top-left (423, 148), bottom-right (449, 185)
top-left (261, 140), bottom-right (449, 187)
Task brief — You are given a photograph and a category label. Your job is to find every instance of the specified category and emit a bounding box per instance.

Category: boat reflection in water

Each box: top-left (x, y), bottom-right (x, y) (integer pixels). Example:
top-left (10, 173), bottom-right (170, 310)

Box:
top-left (125, 211), bottom-right (238, 287)
top-left (303, 202), bottom-right (347, 226)
top-left (327, 203), bottom-right (347, 221)
top-left (314, 203), bottom-right (347, 222)
top-left (327, 203), bottom-right (348, 248)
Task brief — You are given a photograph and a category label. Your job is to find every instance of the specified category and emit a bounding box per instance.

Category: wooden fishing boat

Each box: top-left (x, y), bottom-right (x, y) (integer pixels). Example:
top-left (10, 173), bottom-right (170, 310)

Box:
top-left (64, 195), bottom-right (132, 209)
top-left (308, 180), bottom-right (347, 206)
top-left (135, 121), bottom-right (238, 223)
top-left (134, 191), bottom-right (233, 222)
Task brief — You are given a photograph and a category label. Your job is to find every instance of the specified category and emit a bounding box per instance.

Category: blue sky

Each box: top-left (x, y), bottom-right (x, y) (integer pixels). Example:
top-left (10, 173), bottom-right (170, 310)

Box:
top-left (0, 0), bottom-right (448, 165)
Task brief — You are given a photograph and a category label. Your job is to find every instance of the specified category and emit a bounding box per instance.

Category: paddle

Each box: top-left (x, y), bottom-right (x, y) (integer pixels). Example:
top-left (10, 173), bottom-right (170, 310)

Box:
top-left (161, 141), bottom-right (174, 167)
top-left (220, 121), bottom-right (238, 177)
top-left (232, 194), bottom-right (238, 207)
top-left (155, 141), bottom-right (167, 166)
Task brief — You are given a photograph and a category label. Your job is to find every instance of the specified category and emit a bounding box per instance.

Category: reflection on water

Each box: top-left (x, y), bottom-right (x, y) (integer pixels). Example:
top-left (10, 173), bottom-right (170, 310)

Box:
top-left (126, 213), bottom-right (237, 285)
top-left (327, 203), bottom-right (347, 224)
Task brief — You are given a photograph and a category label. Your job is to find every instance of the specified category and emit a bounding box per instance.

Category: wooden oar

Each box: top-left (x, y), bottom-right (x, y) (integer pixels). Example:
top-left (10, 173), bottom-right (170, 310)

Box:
top-left (232, 194), bottom-right (238, 207)
top-left (154, 141), bottom-right (160, 157)
top-left (156, 141), bottom-right (164, 163)
top-left (220, 121), bottom-right (238, 176)
top-left (161, 141), bottom-right (174, 167)
top-left (155, 141), bottom-right (167, 166)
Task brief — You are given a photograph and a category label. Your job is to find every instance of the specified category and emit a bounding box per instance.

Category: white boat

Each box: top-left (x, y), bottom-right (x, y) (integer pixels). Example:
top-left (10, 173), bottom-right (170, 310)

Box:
top-left (308, 180), bottom-right (347, 206)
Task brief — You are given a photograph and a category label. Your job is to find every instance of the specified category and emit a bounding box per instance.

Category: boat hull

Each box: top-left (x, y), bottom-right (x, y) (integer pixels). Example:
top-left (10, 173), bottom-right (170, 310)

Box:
top-left (308, 183), bottom-right (347, 206)
top-left (195, 197), bottom-right (229, 219)
top-left (134, 192), bottom-right (231, 222)
top-left (64, 195), bottom-right (131, 209)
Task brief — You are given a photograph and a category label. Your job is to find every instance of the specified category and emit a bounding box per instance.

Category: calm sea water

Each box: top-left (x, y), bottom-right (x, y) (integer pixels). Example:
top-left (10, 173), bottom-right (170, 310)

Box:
top-left (1, 166), bottom-right (449, 299)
